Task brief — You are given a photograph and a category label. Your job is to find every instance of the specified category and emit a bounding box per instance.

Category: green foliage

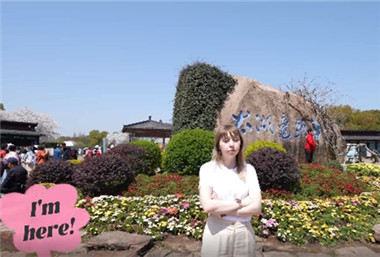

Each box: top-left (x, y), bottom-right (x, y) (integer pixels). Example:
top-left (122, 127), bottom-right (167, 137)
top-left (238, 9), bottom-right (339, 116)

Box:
top-left (69, 159), bottom-right (84, 165)
top-left (244, 140), bottom-right (286, 158)
top-left (125, 173), bottom-right (199, 197)
top-left (323, 160), bottom-right (344, 171)
top-left (172, 61), bottom-right (237, 134)
top-left (130, 140), bottom-right (162, 175)
top-left (246, 148), bottom-right (300, 192)
top-left (89, 130), bottom-right (109, 147)
top-left (329, 105), bottom-right (380, 130)
top-left (162, 129), bottom-right (214, 175)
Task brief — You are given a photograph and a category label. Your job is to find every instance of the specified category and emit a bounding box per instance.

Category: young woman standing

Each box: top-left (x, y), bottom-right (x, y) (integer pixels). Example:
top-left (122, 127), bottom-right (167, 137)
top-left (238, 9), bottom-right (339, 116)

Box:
top-left (199, 124), bottom-right (262, 257)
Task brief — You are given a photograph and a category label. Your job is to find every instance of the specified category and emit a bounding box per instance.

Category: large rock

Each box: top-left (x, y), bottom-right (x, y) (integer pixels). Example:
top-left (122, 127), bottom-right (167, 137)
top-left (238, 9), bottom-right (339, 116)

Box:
top-left (86, 231), bottom-right (153, 256)
top-left (374, 224), bottom-right (380, 243)
top-left (217, 76), bottom-right (345, 163)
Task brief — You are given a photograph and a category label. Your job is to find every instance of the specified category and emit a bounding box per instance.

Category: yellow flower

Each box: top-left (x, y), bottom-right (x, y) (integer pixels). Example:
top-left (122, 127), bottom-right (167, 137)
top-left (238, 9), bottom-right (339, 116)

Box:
top-left (104, 210), bottom-right (112, 217)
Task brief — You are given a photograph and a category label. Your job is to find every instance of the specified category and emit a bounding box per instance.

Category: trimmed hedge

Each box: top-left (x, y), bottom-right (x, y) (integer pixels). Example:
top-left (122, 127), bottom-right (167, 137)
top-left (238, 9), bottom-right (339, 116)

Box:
top-left (72, 154), bottom-right (134, 197)
top-left (26, 161), bottom-right (75, 189)
top-left (244, 140), bottom-right (286, 158)
top-left (106, 143), bottom-right (148, 175)
top-left (246, 148), bottom-right (300, 192)
top-left (130, 141), bottom-right (162, 176)
top-left (172, 61), bottom-right (237, 134)
top-left (162, 129), bottom-right (214, 175)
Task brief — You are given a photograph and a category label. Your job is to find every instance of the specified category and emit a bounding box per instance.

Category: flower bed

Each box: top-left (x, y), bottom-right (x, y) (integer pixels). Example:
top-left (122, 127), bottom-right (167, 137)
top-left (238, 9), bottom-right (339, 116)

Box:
top-left (75, 163), bottom-right (380, 246)
top-left (76, 192), bottom-right (380, 246)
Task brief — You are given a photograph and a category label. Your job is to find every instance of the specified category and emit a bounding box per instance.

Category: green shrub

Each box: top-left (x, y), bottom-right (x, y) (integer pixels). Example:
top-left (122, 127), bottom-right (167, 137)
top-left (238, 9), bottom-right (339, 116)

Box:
top-left (323, 160), bottom-right (344, 171)
top-left (246, 148), bottom-right (300, 192)
top-left (162, 129), bottom-right (214, 175)
top-left (69, 159), bottom-right (84, 165)
top-left (244, 140), bottom-right (286, 158)
top-left (73, 154), bottom-right (134, 197)
top-left (130, 140), bottom-right (162, 176)
top-left (26, 161), bottom-right (75, 190)
top-left (172, 61), bottom-right (237, 134)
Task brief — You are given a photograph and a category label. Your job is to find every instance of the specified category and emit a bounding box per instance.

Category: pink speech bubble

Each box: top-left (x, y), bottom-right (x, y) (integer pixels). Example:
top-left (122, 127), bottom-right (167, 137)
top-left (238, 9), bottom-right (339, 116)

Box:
top-left (0, 184), bottom-right (89, 257)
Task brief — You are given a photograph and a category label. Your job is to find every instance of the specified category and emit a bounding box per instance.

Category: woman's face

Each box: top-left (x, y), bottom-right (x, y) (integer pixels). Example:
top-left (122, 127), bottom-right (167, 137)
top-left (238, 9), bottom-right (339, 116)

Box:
top-left (219, 132), bottom-right (241, 158)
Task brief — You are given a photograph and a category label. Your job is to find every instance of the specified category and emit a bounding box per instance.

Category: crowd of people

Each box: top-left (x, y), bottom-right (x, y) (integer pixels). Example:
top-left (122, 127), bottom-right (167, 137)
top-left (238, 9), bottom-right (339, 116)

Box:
top-left (0, 143), bottom-right (105, 197)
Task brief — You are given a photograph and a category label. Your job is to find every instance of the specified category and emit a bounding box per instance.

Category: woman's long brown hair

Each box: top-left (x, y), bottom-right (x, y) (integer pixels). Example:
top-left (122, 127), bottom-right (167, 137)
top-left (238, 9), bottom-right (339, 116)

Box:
top-left (212, 124), bottom-right (246, 181)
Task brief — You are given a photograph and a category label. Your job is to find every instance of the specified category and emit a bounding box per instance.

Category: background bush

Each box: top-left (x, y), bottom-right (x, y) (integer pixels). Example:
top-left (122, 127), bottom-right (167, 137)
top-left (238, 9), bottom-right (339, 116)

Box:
top-left (106, 143), bottom-right (148, 175)
top-left (162, 129), bottom-right (214, 175)
top-left (246, 148), bottom-right (300, 192)
top-left (244, 140), bottom-right (286, 158)
top-left (73, 154), bottom-right (134, 197)
top-left (26, 161), bottom-right (75, 189)
top-left (130, 140), bottom-right (162, 176)
top-left (172, 61), bottom-right (237, 134)
top-left (323, 160), bottom-right (344, 171)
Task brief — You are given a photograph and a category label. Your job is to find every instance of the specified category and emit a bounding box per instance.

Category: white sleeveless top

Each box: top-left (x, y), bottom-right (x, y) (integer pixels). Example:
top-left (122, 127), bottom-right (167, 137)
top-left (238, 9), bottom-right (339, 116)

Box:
top-left (199, 161), bottom-right (261, 222)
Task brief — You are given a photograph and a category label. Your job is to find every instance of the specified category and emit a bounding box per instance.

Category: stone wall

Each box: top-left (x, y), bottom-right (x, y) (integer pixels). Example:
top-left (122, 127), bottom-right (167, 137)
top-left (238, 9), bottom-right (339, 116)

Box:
top-left (216, 76), bottom-right (345, 163)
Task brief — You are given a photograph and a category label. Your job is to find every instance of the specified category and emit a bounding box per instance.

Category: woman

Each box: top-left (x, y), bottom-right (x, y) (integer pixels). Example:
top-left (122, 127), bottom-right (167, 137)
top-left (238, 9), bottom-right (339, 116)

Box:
top-left (199, 124), bottom-right (262, 257)
top-left (36, 145), bottom-right (49, 165)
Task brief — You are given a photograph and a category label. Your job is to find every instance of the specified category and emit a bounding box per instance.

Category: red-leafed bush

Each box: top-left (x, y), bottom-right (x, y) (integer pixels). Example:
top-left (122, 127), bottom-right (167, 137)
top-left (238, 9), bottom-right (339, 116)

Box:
top-left (246, 148), bottom-right (300, 192)
top-left (73, 154), bottom-right (134, 197)
top-left (26, 161), bottom-right (75, 189)
top-left (105, 143), bottom-right (148, 175)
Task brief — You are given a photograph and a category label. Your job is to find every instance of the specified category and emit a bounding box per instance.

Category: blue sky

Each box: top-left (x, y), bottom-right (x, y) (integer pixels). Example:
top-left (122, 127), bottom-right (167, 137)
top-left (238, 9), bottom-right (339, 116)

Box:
top-left (1, 1), bottom-right (380, 137)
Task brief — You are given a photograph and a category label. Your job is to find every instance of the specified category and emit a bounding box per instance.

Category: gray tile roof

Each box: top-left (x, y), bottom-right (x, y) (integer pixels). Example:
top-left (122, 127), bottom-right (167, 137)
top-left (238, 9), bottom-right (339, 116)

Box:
top-left (0, 129), bottom-right (43, 136)
top-left (122, 117), bottom-right (172, 132)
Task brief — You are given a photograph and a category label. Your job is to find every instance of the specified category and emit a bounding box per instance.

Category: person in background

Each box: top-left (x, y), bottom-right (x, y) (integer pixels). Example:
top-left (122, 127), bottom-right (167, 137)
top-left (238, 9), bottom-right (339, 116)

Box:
top-left (85, 147), bottom-right (93, 158)
top-left (4, 145), bottom-right (20, 165)
top-left (1, 157), bottom-right (28, 194)
top-left (36, 145), bottom-right (49, 165)
top-left (54, 144), bottom-right (62, 161)
top-left (305, 128), bottom-right (317, 163)
top-left (61, 143), bottom-right (72, 161)
top-left (0, 144), bottom-right (9, 179)
top-left (198, 124), bottom-right (262, 257)
top-left (22, 147), bottom-right (36, 173)
top-left (0, 144), bottom-right (8, 159)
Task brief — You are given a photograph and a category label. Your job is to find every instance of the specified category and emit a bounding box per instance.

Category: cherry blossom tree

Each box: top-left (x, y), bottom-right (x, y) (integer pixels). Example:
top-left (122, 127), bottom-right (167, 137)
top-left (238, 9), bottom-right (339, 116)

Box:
top-left (0, 107), bottom-right (60, 142)
top-left (106, 132), bottom-right (130, 146)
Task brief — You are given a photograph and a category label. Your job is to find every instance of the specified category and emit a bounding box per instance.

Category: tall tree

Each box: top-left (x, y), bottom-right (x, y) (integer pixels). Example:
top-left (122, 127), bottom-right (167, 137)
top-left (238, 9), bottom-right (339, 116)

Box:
top-left (285, 76), bottom-right (345, 161)
top-left (88, 130), bottom-right (108, 147)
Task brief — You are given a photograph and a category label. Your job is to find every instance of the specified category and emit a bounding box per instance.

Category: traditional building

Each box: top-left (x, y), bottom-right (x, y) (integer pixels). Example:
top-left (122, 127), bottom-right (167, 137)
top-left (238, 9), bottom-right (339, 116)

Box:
top-left (341, 130), bottom-right (380, 152)
top-left (122, 116), bottom-right (172, 145)
top-left (0, 119), bottom-right (43, 146)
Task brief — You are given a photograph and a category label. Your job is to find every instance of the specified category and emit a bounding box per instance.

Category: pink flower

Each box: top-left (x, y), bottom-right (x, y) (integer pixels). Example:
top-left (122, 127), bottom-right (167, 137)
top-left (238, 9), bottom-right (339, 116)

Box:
top-left (182, 202), bottom-right (190, 210)
top-left (160, 207), bottom-right (169, 215)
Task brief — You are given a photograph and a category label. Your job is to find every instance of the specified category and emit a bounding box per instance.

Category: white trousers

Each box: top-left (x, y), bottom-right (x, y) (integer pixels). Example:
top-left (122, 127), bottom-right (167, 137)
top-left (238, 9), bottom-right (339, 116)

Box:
top-left (201, 215), bottom-right (256, 257)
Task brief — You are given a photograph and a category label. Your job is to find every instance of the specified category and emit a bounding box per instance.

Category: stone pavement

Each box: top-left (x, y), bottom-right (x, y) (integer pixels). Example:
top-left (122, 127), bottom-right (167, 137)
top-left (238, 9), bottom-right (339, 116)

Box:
top-left (1, 222), bottom-right (380, 257)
